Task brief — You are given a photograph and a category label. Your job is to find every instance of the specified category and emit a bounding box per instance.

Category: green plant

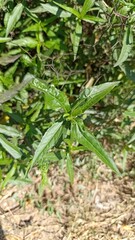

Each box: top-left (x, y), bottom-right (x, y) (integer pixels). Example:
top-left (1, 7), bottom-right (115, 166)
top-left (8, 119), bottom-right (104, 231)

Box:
top-left (1, 0), bottom-right (135, 188)
top-left (28, 75), bottom-right (120, 182)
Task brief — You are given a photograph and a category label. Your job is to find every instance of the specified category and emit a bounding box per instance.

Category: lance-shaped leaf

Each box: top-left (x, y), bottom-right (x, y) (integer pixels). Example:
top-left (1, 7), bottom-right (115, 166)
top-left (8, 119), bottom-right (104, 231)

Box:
top-left (7, 37), bottom-right (37, 49)
top-left (81, 0), bottom-right (95, 18)
top-left (72, 120), bottom-right (120, 175)
top-left (71, 20), bottom-right (82, 60)
top-left (6, 3), bottom-right (24, 37)
top-left (32, 78), bottom-right (71, 112)
top-left (53, 1), bottom-right (80, 18)
top-left (0, 72), bottom-right (34, 104)
top-left (114, 26), bottom-right (133, 67)
top-left (41, 3), bottom-right (71, 18)
top-left (0, 124), bottom-right (21, 137)
top-left (128, 134), bottom-right (135, 144)
top-left (0, 134), bottom-right (22, 159)
top-left (82, 15), bottom-right (105, 23)
top-left (0, 54), bottom-right (21, 66)
top-left (31, 121), bottom-right (64, 168)
top-left (71, 82), bottom-right (119, 116)
top-left (0, 163), bottom-right (17, 190)
top-left (0, 37), bottom-right (12, 43)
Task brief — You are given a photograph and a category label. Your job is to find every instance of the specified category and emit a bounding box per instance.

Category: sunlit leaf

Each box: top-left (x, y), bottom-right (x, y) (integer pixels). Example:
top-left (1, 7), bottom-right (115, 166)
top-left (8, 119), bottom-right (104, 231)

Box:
top-left (72, 120), bottom-right (120, 175)
top-left (128, 133), bottom-right (135, 144)
top-left (0, 54), bottom-right (21, 66)
top-left (30, 102), bottom-right (43, 122)
top-left (66, 153), bottom-right (74, 184)
top-left (31, 121), bottom-right (64, 168)
top-left (0, 163), bottom-right (17, 189)
top-left (71, 20), bottom-right (82, 60)
top-left (41, 3), bottom-right (71, 17)
top-left (24, 6), bottom-right (39, 22)
top-left (123, 111), bottom-right (135, 118)
top-left (0, 134), bottom-right (22, 159)
top-left (0, 124), bottom-right (21, 137)
top-left (0, 158), bottom-right (12, 165)
top-left (82, 14), bottom-right (105, 23)
top-left (53, 1), bottom-right (80, 18)
top-left (0, 37), bottom-right (12, 43)
top-left (7, 37), bottom-right (37, 49)
top-left (31, 78), bottom-right (71, 112)
top-left (71, 82), bottom-right (119, 116)
top-left (6, 3), bottom-right (24, 37)
top-left (81, 0), bottom-right (95, 17)
top-left (114, 26), bottom-right (133, 67)
top-left (0, 72), bottom-right (34, 104)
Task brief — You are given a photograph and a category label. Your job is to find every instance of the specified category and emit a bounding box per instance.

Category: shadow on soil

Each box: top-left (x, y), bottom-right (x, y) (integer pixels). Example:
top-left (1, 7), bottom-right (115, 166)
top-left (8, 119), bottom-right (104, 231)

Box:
top-left (0, 208), bottom-right (6, 240)
top-left (0, 222), bottom-right (6, 240)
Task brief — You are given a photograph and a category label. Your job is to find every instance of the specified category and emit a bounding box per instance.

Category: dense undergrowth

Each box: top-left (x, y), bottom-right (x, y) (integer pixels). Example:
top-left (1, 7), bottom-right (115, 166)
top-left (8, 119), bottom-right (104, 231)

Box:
top-left (0, 0), bottom-right (135, 190)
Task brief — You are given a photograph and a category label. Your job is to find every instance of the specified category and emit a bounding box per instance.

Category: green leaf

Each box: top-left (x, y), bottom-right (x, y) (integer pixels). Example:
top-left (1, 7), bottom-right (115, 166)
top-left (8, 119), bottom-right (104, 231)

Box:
top-left (71, 20), bottom-right (82, 60)
top-left (0, 134), bottom-right (22, 159)
top-left (31, 121), bottom-right (64, 168)
top-left (0, 0), bottom-right (6, 9)
top-left (0, 37), bottom-right (12, 43)
top-left (42, 151), bottom-right (66, 163)
top-left (41, 3), bottom-right (71, 17)
top-left (7, 37), bottom-right (37, 49)
top-left (66, 153), bottom-right (74, 184)
top-left (6, 3), bottom-right (24, 37)
top-left (20, 54), bottom-right (33, 67)
top-left (38, 164), bottom-right (49, 197)
top-left (45, 86), bottom-right (70, 112)
top-left (0, 54), bottom-right (21, 66)
top-left (123, 111), bottom-right (135, 118)
top-left (81, 0), bottom-right (95, 17)
top-left (0, 158), bottom-right (12, 165)
top-left (30, 102), bottom-right (43, 122)
top-left (72, 120), bottom-right (120, 175)
top-left (0, 72), bottom-right (34, 104)
top-left (31, 78), bottom-right (71, 112)
top-left (114, 26), bottom-right (133, 67)
top-left (24, 6), bottom-right (39, 22)
top-left (128, 133), bottom-right (135, 144)
top-left (82, 15), bottom-right (105, 23)
top-left (0, 124), bottom-right (21, 137)
top-left (53, 1), bottom-right (80, 18)
top-left (0, 163), bottom-right (17, 190)
top-left (71, 82), bottom-right (119, 116)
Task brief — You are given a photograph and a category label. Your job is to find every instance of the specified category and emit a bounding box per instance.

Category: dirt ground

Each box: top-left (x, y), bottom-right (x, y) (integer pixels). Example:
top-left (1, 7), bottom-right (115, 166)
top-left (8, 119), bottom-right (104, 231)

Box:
top-left (0, 156), bottom-right (135, 240)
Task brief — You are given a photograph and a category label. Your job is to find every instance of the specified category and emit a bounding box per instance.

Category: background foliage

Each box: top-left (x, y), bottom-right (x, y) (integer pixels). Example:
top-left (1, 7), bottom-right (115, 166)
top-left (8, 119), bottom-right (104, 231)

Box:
top-left (0, 0), bottom-right (135, 189)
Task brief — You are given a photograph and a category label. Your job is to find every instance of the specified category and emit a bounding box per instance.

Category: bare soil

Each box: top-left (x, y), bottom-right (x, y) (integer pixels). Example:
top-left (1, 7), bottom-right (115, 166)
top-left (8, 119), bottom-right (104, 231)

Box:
top-left (0, 159), bottom-right (135, 240)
